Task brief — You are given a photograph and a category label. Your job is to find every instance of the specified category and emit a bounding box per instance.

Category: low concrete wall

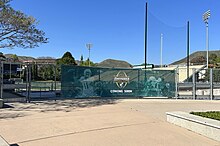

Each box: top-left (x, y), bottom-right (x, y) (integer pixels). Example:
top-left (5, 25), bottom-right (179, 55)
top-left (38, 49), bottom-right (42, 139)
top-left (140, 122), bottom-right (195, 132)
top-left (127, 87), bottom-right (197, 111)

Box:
top-left (166, 111), bottom-right (220, 142)
top-left (0, 99), bottom-right (3, 108)
top-left (0, 135), bottom-right (9, 146)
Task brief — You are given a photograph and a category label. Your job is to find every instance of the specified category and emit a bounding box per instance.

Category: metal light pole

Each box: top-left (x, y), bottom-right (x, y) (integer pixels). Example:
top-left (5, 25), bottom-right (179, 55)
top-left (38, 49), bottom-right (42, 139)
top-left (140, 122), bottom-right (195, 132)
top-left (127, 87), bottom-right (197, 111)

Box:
top-left (145, 2), bottom-right (148, 69)
top-left (160, 33), bottom-right (163, 68)
top-left (86, 43), bottom-right (93, 67)
top-left (203, 10), bottom-right (210, 68)
top-left (187, 21), bottom-right (190, 82)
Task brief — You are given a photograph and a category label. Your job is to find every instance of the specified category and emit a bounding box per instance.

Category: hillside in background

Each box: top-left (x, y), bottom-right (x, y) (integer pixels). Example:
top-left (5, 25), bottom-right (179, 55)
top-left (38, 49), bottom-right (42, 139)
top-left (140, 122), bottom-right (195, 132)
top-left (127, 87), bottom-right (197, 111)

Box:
top-left (4, 54), bottom-right (35, 62)
top-left (97, 59), bottom-right (132, 68)
top-left (4, 50), bottom-right (220, 67)
top-left (3, 54), bottom-right (133, 68)
top-left (171, 50), bottom-right (220, 65)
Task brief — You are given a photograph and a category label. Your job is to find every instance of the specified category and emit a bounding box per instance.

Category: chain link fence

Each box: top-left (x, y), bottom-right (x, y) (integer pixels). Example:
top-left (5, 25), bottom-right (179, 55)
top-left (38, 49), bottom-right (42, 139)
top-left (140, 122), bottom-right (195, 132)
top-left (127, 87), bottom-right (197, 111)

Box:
top-left (0, 62), bottom-right (61, 102)
top-left (177, 67), bottom-right (220, 100)
top-left (1, 62), bottom-right (219, 102)
top-left (61, 65), bottom-right (176, 98)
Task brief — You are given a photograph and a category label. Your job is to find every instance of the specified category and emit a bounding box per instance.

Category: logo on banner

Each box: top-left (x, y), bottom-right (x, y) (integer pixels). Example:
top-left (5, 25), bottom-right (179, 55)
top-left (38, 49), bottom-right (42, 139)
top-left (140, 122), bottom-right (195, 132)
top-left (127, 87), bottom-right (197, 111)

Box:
top-left (114, 71), bottom-right (130, 89)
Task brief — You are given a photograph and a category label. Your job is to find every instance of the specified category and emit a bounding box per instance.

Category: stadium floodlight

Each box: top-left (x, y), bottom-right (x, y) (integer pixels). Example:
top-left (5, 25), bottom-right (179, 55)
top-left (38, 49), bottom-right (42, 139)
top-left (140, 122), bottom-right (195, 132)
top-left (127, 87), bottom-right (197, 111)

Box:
top-left (203, 10), bottom-right (211, 68)
top-left (86, 43), bottom-right (93, 67)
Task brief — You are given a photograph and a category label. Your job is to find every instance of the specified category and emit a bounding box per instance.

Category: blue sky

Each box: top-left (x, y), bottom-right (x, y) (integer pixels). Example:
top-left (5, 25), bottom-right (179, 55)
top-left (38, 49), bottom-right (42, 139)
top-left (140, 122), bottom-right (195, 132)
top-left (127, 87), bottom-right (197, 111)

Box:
top-left (1, 0), bottom-right (220, 65)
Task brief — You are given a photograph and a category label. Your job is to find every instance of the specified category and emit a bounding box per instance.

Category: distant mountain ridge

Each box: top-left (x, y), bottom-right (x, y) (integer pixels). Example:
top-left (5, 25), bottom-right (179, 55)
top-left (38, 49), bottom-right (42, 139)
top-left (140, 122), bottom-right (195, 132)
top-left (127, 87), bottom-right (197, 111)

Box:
top-left (4, 54), bottom-right (35, 61)
top-left (96, 59), bottom-right (132, 68)
top-left (4, 54), bottom-right (133, 68)
top-left (171, 50), bottom-right (220, 65)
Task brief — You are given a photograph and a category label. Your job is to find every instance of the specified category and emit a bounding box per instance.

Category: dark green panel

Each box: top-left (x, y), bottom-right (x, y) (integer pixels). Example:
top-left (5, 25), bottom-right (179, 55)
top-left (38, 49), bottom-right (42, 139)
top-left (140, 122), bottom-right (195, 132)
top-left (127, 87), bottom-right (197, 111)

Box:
top-left (61, 65), bottom-right (176, 98)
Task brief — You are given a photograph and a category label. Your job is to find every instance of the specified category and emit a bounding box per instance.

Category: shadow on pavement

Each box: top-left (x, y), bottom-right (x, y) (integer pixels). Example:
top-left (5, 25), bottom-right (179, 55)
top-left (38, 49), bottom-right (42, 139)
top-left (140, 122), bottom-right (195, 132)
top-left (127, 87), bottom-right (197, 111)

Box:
top-left (1, 99), bottom-right (119, 118)
top-left (3, 104), bottom-right (14, 109)
top-left (0, 113), bottom-right (25, 119)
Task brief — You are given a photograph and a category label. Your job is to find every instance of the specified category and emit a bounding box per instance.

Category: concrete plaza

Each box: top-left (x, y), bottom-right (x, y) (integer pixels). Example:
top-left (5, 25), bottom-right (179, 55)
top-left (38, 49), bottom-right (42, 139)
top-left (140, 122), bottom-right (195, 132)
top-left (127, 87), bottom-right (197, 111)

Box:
top-left (0, 99), bottom-right (220, 146)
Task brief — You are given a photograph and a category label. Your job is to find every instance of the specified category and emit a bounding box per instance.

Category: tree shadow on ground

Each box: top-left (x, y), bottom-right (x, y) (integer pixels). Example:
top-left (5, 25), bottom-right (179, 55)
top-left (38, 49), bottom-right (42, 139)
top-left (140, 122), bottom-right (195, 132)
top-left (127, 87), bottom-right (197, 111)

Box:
top-left (3, 99), bottom-right (119, 114)
top-left (3, 104), bottom-right (14, 109)
top-left (0, 113), bottom-right (26, 119)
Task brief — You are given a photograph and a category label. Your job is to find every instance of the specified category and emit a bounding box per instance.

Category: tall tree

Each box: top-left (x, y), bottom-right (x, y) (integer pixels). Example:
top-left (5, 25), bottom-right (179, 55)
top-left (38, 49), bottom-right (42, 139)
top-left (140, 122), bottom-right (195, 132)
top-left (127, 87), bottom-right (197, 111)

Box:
top-left (81, 58), bottom-right (96, 66)
top-left (0, 0), bottom-right (48, 49)
top-left (38, 64), bottom-right (54, 80)
top-left (11, 54), bottom-right (18, 61)
top-left (55, 52), bottom-right (77, 81)
top-left (56, 51), bottom-right (77, 65)
top-left (80, 54), bottom-right (84, 66)
top-left (209, 53), bottom-right (217, 64)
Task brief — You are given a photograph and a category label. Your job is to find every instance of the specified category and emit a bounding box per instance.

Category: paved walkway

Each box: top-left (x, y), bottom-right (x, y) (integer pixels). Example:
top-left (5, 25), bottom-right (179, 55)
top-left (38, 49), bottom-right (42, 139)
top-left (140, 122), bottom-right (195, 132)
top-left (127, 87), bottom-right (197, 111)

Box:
top-left (0, 99), bottom-right (220, 146)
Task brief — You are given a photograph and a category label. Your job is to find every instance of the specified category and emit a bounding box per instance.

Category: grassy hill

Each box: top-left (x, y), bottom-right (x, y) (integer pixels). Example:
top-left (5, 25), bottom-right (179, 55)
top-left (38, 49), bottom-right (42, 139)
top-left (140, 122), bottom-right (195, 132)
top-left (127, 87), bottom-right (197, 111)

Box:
top-left (171, 50), bottom-right (220, 65)
top-left (97, 59), bottom-right (132, 68)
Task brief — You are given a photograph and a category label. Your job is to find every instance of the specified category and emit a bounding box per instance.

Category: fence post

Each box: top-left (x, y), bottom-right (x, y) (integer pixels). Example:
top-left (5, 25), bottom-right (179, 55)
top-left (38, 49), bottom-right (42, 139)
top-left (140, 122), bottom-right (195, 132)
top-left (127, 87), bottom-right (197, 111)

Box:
top-left (138, 70), bottom-right (140, 91)
top-left (99, 69), bottom-right (101, 96)
top-left (27, 64), bottom-right (31, 103)
top-left (175, 67), bottom-right (179, 99)
top-left (40, 87), bottom-right (41, 98)
top-left (28, 64), bottom-right (30, 102)
top-left (0, 61), bottom-right (4, 99)
top-left (210, 68), bottom-right (213, 100)
top-left (26, 65), bottom-right (28, 102)
top-left (54, 64), bottom-right (57, 92)
top-left (192, 69), bottom-right (196, 100)
top-left (51, 82), bottom-right (53, 91)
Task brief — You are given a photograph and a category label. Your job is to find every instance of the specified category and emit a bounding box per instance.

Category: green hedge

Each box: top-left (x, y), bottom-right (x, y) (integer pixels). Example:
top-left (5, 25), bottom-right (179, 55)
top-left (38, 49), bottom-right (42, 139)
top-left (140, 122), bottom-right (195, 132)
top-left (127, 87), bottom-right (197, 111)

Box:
top-left (190, 111), bottom-right (220, 121)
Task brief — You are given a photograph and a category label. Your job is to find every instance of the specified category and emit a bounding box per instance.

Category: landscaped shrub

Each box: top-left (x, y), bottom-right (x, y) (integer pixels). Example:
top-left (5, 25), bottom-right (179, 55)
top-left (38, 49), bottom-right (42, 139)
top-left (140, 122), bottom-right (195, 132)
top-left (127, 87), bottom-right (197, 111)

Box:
top-left (190, 111), bottom-right (220, 121)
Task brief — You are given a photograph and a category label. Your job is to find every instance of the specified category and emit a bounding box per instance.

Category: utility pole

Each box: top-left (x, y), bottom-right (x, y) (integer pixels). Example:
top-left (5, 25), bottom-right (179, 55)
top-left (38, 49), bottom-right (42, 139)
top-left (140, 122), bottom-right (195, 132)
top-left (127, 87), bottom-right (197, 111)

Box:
top-left (160, 33), bottom-right (163, 68)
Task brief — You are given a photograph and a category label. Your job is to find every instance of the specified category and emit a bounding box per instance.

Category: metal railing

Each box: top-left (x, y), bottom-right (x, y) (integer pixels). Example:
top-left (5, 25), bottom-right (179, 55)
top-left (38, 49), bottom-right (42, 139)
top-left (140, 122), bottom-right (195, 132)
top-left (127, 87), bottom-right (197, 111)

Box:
top-left (177, 68), bottom-right (220, 100)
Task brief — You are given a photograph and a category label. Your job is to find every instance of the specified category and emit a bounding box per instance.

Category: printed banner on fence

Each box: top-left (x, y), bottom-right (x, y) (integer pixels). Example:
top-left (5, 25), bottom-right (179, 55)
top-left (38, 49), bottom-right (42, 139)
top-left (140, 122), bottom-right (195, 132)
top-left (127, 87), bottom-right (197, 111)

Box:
top-left (61, 65), bottom-right (176, 98)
